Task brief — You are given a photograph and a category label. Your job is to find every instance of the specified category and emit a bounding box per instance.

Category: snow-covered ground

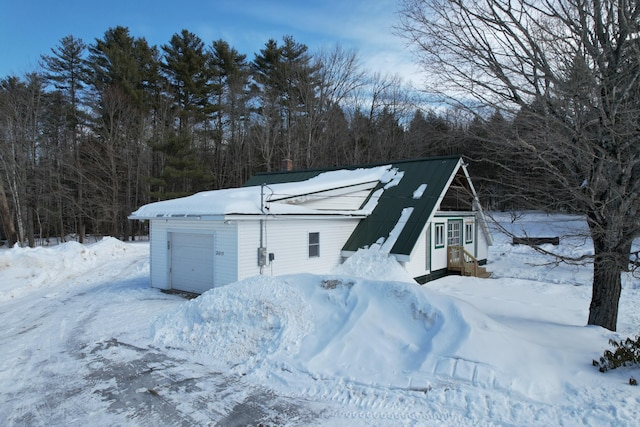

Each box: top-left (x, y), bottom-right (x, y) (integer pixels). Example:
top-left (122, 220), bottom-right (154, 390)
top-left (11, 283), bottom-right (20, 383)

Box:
top-left (1, 212), bottom-right (639, 426)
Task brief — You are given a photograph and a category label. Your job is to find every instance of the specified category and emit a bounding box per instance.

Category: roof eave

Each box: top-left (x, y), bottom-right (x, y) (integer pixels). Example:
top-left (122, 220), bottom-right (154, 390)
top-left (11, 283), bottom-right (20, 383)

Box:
top-left (132, 212), bottom-right (369, 221)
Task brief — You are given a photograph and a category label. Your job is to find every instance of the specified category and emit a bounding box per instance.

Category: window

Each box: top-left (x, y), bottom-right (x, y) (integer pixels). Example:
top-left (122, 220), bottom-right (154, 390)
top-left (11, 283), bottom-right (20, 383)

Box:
top-left (447, 221), bottom-right (462, 246)
top-left (434, 223), bottom-right (445, 248)
top-left (465, 222), bottom-right (474, 244)
top-left (308, 232), bottom-right (320, 257)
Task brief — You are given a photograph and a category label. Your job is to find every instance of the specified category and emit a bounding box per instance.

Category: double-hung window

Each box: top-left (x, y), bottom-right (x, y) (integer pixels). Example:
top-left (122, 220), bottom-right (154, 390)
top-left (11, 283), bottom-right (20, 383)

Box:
top-left (308, 232), bottom-right (320, 258)
top-left (465, 222), bottom-right (474, 244)
top-left (434, 223), bottom-right (445, 248)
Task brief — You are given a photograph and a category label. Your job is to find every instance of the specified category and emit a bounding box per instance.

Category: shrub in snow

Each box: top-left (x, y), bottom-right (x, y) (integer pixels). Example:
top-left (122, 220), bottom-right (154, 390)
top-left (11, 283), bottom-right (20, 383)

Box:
top-left (593, 335), bottom-right (640, 372)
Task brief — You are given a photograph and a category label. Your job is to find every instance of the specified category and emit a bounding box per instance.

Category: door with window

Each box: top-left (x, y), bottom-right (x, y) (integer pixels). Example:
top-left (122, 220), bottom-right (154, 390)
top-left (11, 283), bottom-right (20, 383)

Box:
top-left (447, 220), bottom-right (462, 246)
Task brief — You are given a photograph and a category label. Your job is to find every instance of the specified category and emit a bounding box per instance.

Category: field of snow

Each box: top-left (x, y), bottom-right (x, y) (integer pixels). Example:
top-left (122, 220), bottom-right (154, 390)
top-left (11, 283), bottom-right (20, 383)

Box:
top-left (1, 212), bottom-right (639, 426)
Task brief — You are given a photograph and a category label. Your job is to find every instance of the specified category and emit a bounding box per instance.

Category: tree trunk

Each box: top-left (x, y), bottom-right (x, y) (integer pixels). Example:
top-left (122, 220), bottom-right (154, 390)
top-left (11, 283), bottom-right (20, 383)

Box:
top-left (76, 141), bottom-right (85, 244)
top-left (26, 205), bottom-right (35, 248)
top-left (587, 234), bottom-right (626, 331)
top-left (0, 176), bottom-right (17, 246)
top-left (588, 257), bottom-right (621, 331)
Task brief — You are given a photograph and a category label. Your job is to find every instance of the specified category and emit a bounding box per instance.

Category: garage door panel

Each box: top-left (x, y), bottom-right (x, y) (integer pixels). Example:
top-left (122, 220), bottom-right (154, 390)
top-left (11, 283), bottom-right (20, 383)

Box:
top-left (170, 232), bottom-right (215, 294)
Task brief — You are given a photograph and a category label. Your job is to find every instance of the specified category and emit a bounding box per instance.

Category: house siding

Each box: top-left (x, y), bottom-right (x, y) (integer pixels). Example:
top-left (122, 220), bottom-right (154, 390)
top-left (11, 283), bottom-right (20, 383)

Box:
top-left (149, 220), bottom-right (167, 289)
top-left (430, 220), bottom-right (449, 272)
top-left (404, 223), bottom-right (429, 279)
top-left (148, 216), bottom-right (360, 293)
top-left (237, 219), bottom-right (262, 279)
top-left (237, 217), bottom-right (361, 279)
top-left (476, 221), bottom-right (489, 262)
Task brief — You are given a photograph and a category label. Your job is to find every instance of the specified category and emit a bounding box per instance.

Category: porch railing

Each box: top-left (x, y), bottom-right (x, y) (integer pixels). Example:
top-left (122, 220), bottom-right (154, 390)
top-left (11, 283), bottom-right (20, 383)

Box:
top-left (447, 245), bottom-right (478, 277)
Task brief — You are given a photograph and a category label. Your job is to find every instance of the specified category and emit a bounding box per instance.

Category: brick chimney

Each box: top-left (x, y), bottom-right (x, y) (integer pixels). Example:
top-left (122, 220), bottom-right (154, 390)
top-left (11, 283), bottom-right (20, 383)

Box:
top-left (282, 158), bottom-right (293, 171)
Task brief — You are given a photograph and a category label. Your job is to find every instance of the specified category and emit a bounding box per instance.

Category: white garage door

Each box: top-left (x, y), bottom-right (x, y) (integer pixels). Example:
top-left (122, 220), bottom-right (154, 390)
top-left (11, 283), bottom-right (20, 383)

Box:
top-left (170, 232), bottom-right (215, 294)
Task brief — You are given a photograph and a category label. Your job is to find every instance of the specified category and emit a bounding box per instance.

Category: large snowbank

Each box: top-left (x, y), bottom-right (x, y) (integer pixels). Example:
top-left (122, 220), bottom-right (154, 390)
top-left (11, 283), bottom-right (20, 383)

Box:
top-left (0, 237), bottom-right (144, 301)
top-left (151, 245), bottom-right (616, 403)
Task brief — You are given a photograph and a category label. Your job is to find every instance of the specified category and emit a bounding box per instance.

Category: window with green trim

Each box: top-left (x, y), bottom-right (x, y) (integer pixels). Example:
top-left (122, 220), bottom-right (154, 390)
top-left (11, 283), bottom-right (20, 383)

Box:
top-left (465, 222), bottom-right (473, 244)
top-left (434, 223), bottom-right (445, 248)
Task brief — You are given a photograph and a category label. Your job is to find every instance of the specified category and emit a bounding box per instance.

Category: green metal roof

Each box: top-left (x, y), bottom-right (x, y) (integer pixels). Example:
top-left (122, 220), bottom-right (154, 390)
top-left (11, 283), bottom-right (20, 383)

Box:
top-left (244, 156), bottom-right (462, 257)
top-left (244, 167), bottom-right (331, 187)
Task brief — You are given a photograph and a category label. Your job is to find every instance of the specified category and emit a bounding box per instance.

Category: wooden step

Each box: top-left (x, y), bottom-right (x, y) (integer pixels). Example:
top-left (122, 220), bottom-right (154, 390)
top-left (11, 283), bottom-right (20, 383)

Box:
top-left (477, 267), bottom-right (491, 279)
top-left (447, 246), bottom-right (491, 279)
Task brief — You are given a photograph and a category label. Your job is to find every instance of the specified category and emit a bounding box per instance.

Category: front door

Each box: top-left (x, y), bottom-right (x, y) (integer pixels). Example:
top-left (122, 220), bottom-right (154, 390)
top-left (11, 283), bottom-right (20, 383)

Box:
top-left (447, 220), bottom-right (462, 247)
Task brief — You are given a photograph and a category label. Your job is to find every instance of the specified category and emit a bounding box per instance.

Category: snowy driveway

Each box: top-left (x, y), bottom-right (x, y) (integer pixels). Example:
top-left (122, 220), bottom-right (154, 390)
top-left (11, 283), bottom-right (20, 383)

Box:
top-left (0, 241), bottom-right (321, 426)
top-left (0, 241), bottom-right (483, 426)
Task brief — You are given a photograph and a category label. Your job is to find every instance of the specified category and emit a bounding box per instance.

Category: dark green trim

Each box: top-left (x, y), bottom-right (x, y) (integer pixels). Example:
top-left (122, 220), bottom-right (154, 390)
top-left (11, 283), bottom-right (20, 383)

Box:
top-left (415, 261), bottom-right (487, 284)
top-left (415, 268), bottom-right (449, 284)
top-left (415, 275), bottom-right (428, 284)
top-left (434, 222), bottom-right (445, 248)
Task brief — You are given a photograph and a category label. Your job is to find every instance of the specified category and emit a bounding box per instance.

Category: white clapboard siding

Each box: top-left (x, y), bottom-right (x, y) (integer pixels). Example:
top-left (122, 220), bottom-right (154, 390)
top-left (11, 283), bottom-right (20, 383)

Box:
top-left (476, 221), bottom-right (489, 262)
top-left (237, 217), bottom-right (361, 279)
top-left (404, 222), bottom-right (429, 279)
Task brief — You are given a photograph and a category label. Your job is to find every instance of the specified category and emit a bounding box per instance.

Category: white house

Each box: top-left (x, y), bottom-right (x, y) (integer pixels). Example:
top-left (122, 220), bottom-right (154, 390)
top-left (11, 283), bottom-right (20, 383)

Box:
top-left (129, 156), bottom-right (492, 294)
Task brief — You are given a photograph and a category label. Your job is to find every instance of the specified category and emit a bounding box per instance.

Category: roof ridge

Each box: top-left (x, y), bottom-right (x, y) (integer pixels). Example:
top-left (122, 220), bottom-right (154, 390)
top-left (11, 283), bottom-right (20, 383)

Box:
top-left (250, 155), bottom-right (462, 177)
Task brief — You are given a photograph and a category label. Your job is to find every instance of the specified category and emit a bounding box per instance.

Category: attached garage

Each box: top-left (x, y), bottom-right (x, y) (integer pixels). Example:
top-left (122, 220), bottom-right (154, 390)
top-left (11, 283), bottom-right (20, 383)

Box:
top-left (169, 232), bottom-right (215, 294)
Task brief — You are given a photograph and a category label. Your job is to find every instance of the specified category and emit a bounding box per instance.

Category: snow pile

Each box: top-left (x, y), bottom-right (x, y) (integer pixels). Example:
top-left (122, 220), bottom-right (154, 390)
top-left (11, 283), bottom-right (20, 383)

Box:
top-left (332, 247), bottom-right (416, 282)
top-left (0, 237), bottom-right (141, 301)
top-left (151, 275), bottom-right (313, 369)
top-left (151, 247), bottom-right (579, 400)
top-left (152, 274), bottom-right (447, 388)
top-left (151, 248), bottom-right (431, 390)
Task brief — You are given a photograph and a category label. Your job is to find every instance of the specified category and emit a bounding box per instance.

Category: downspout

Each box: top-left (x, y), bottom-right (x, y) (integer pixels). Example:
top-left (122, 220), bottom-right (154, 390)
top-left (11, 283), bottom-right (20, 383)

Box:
top-left (260, 183), bottom-right (265, 274)
top-left (260, 182), bottom-right (265, 241)
top-left (474, 207), bottom-right (478, 258)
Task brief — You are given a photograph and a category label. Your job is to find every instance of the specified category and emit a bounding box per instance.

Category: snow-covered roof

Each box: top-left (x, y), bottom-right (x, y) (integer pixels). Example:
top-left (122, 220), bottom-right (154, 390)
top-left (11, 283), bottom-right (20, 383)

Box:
top-left (130, 165), bottom-right (395, 219)
top-left (132, 156), bottom-right (490, 259)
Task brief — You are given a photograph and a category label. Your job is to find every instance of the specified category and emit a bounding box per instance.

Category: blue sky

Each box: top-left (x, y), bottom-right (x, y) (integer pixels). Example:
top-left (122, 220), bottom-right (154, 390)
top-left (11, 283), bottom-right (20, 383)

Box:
top-left (0, 0), bottom-right (421, 84)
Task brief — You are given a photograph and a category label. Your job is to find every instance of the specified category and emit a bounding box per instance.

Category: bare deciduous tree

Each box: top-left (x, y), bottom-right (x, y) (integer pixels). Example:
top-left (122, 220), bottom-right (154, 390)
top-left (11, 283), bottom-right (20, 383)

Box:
top-left (0, 74), bottom-right (44, 247)
top-left (398, 0), bottom-right (640, 331)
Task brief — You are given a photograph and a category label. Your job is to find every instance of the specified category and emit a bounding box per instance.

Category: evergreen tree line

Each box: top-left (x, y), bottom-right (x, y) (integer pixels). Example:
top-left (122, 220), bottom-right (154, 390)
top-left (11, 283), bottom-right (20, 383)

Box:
top-left (0, 26), bottom-right (522, 246)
